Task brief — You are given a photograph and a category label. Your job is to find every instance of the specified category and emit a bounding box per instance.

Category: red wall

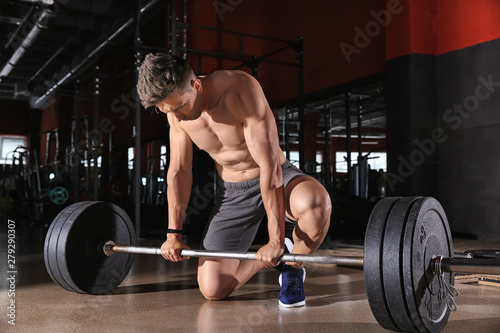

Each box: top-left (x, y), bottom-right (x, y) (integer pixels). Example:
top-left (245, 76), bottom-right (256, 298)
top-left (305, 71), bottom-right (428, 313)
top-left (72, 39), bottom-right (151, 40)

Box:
top-left (437, 0), bottom-right (500, 54)
top-left (386, 0), bottom-right (500, 59)
top-left (185, 0), bottom-right (386, 104)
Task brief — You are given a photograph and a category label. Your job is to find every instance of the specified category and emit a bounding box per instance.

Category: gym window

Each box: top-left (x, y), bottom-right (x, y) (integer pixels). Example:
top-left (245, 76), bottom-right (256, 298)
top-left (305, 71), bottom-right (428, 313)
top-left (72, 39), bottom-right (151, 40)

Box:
top-left (288, 151), bottom-right (323, 173)
top-left (128, 147), bottom-right (134, 170)
top-left (0, 135), bottom-right (27, 164)
top-left (335, 152), bottom-right (387, 173)
top-left (160, 145), bottom-right (167, 171)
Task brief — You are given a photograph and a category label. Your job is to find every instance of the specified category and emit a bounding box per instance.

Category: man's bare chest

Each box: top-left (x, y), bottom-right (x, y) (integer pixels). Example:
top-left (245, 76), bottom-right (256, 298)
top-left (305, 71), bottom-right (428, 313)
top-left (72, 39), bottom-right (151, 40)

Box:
top-left (180, 115), bottom-right (247, 153)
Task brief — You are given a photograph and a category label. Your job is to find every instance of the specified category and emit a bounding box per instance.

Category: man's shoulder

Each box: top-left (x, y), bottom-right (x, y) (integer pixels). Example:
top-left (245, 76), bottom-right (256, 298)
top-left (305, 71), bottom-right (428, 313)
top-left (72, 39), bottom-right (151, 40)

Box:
top-left (210, 70), bottom-right (254, 82)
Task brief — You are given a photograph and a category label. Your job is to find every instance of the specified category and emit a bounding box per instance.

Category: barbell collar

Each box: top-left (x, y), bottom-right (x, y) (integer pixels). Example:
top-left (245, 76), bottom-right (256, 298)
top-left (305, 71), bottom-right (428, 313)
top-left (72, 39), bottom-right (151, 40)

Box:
top-left (107, 243), bottom-right (364, 266)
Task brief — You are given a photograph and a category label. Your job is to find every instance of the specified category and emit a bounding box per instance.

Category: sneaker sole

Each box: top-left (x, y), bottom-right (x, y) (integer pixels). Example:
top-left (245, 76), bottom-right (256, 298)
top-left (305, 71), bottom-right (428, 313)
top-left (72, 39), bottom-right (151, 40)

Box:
top-left (279, 300), bottom-right (306, 308)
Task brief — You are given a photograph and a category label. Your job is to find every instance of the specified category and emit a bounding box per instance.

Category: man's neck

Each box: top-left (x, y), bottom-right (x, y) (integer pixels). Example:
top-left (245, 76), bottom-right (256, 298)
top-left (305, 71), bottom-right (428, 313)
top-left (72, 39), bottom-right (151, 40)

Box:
top-left (199, 76), bottom-right (219, 113)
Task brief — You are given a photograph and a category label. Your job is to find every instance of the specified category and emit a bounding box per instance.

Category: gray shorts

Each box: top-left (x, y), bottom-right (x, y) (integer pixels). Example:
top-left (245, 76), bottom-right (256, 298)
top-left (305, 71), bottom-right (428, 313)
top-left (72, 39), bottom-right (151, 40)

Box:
top-left (201, 159), bottom-right (309, 252)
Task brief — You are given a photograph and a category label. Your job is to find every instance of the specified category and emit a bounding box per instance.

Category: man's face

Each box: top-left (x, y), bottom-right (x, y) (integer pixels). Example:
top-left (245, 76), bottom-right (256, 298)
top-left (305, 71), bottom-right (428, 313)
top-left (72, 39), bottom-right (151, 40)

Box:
top-left (156, 82), bottom-right (202, 121)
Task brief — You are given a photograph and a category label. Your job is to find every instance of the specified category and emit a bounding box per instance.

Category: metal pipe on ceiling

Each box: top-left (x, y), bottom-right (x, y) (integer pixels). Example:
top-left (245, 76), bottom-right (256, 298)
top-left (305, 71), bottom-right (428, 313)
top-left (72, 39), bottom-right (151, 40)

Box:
top-left (16, 0), bottom-right (54, 4)
top-left (28, 11), bottom-right (101, 84)
top-left (33, 0), bottom-right (158, 108)
top-left (0, 0), bottom-right (53, 6)
top-left (0, 6), bottom-right (54, 79)
top-left (5, 7), bottom-right (35, 49)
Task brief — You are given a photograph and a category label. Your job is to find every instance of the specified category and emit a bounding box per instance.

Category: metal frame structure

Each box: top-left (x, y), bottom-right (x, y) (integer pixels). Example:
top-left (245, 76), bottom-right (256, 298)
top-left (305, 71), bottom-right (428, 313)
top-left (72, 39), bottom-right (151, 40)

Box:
top-left (133, 0), bottom-right (143, 240)
top-left (275, 77), bottom-right (386, 201)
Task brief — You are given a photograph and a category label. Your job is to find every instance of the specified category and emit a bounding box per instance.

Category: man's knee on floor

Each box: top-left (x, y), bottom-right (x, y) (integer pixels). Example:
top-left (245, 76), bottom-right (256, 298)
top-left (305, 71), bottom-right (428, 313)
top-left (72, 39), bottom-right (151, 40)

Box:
top-left (198, 259), bottom-right (241, 301)
top-left (198, 272), bottom-right (238, 301)
top-left (199, 284), bottom-right (233, 301)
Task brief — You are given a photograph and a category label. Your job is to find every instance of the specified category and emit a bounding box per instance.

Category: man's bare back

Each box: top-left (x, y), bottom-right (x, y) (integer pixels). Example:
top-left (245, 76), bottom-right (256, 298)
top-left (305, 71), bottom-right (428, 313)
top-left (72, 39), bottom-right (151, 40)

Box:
top-left (162, 70), bottom-right (285, 182)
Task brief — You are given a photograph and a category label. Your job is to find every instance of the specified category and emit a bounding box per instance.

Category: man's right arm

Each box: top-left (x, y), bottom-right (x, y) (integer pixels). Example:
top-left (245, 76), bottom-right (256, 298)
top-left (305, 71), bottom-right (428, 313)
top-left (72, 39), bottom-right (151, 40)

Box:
top-left (161, 113), bottom-right (193, 262)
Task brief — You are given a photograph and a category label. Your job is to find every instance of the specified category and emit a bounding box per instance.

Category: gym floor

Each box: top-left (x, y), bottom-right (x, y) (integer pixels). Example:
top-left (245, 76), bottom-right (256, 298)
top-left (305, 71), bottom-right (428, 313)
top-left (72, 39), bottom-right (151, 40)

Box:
top-left (1, 225), bottom-right (500, 333)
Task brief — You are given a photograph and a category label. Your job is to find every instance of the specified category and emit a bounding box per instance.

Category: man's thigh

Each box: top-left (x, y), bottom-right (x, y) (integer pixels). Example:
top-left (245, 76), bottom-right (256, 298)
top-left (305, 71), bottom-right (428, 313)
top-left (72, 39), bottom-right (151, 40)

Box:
top-left (202, 178), bottom-right (265, 252)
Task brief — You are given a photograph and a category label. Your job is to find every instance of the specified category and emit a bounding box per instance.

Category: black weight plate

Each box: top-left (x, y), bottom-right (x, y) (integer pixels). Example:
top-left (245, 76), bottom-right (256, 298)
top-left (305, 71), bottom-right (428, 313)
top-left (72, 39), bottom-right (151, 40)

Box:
top-left (44, 203), bottom-right (71, 291)
top-left (44, 201), bottom-right (90, 292)
top-left (58, 201), bottom-right (136, 294)
top-left (403, 197), bottom-right (453, 333)
top-left (44, 201), bottom-right (136, 294)
top-left (383, 197), bottom-right (421, 332)
top-left (364, 196), bottom-right (401, 332)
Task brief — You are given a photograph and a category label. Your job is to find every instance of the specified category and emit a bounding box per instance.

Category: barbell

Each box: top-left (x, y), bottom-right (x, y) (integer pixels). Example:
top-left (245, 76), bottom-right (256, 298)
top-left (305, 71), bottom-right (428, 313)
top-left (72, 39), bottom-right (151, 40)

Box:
top-left (43, 197), bottom-right (500, 333)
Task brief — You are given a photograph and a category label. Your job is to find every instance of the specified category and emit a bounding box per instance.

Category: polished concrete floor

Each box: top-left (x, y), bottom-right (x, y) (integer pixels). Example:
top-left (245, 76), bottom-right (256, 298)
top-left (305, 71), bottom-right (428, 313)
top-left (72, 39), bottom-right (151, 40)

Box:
top-left (1, 226), bottom-right (500, 333)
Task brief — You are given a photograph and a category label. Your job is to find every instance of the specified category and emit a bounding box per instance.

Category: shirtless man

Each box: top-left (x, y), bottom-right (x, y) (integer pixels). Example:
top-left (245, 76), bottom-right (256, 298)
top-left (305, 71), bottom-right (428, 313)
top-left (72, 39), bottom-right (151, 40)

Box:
top-left (137, 53), bottom-right (331, 307)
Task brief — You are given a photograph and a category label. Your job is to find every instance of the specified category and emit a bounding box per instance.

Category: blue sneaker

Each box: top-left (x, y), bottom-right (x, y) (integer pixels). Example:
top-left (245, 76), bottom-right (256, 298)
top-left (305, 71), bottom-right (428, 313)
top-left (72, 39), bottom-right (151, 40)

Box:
top-left (274, 238), bottom-right (294, 272)
top-left (279, 264), bottom-right (306, 307)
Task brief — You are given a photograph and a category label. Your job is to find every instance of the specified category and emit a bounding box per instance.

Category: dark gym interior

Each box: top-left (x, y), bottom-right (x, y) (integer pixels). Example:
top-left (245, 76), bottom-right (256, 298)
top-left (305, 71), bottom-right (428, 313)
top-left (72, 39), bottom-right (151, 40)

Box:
top-left (0, 1), bottom-right (499, 332)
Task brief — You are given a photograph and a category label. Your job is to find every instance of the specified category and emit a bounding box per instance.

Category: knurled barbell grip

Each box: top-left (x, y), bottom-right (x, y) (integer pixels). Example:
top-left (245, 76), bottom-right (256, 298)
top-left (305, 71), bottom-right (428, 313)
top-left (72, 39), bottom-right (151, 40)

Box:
top-left (106, 242), bottom-right (365, 266)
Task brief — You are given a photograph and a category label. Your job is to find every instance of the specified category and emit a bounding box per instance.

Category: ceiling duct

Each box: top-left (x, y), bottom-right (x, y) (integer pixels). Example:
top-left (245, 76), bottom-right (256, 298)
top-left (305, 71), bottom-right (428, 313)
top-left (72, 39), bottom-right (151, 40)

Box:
top-left (0, 6), bottom-right (54, 79)
top-left (17, 0), bottom-right (54, 4)
top-left (32, 0), bottom-right (158, 108)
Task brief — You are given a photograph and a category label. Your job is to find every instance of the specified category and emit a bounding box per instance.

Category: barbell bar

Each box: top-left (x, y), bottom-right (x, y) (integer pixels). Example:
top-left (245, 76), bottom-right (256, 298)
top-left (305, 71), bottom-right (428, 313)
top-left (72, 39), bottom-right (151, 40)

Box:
top-left (43, 197), bottom-right (500, 333)
top-left (103, 240), bottom-right (365, 266)
top-left (103, 241), bottom-right (500, 275)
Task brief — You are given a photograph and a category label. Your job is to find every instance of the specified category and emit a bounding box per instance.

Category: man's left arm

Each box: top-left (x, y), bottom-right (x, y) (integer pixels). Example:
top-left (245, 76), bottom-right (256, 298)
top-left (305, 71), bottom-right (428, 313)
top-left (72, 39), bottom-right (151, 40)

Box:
top-left (238, 73), bottom-right (285, 268)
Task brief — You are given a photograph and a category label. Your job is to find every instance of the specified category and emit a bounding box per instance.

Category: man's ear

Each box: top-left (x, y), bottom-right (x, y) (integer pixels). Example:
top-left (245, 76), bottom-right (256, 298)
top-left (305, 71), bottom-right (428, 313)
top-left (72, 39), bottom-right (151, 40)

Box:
top-left (192, 78), bottom-right (202, 94)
